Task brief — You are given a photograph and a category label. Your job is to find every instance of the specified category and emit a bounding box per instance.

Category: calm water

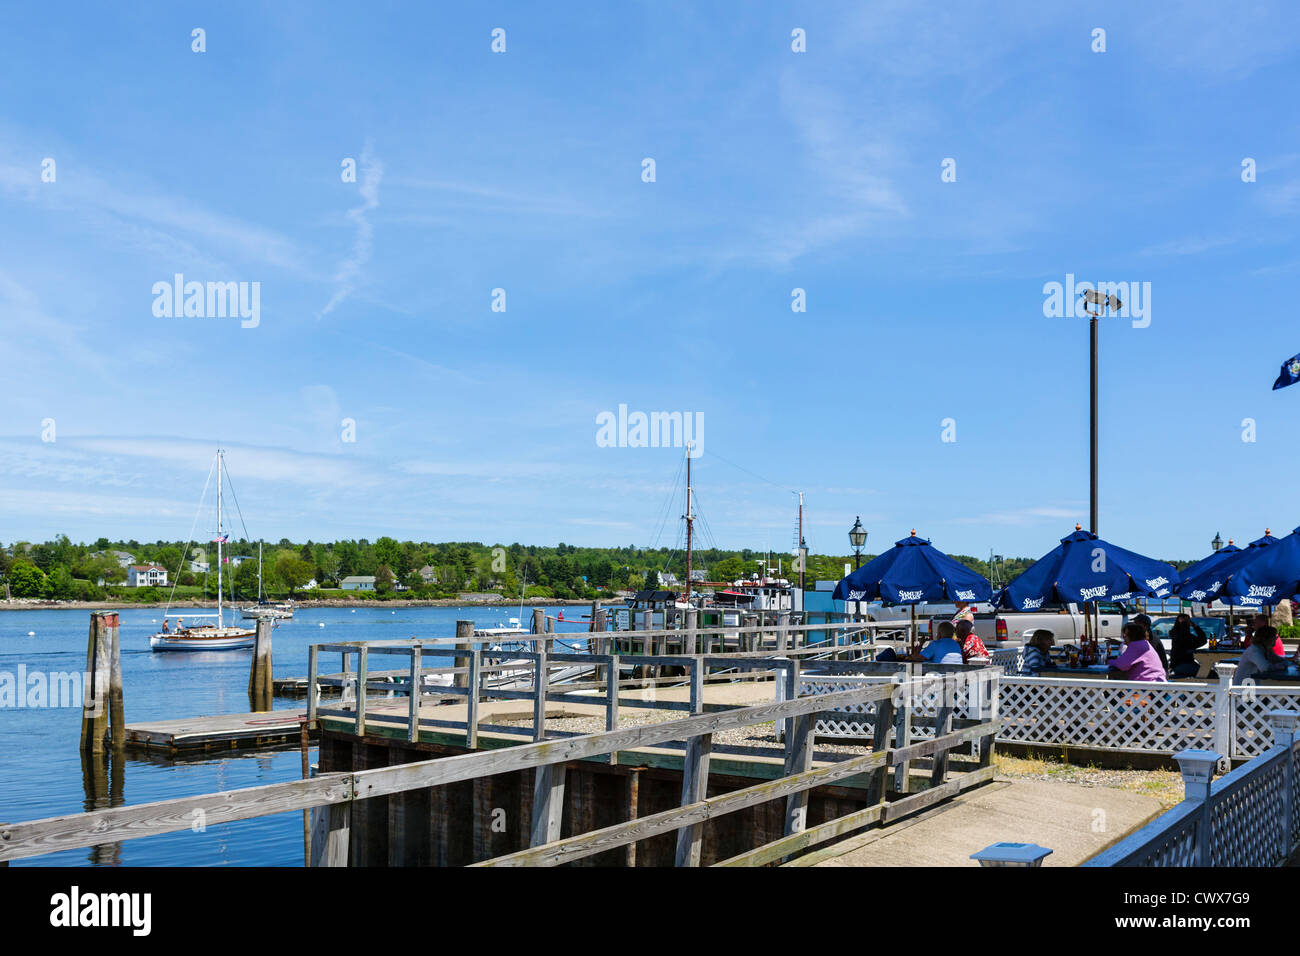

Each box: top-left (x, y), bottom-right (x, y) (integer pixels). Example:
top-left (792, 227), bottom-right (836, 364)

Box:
top-left (0, 604), bottom-right (589, 866)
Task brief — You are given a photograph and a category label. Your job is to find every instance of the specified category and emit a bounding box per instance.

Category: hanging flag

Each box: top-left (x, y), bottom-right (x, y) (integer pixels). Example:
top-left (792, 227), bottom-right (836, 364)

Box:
top-left (212, 534), bottom-right (229, 543)
top-left (1273, 352), bottom-right (1300, 390)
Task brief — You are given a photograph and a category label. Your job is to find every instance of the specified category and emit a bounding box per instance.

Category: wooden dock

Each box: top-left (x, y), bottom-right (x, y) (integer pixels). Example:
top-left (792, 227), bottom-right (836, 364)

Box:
top-left (124, 709), bottom-right (314, 755)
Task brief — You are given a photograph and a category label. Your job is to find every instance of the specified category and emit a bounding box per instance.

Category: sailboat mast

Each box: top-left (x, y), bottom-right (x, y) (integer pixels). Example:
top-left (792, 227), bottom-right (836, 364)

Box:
top-left (258, 541), bottom-right (263, 602)
top-left (216, 450), bottom-right (224, 629)
top-left (683, 444), bottom-right (694, 606)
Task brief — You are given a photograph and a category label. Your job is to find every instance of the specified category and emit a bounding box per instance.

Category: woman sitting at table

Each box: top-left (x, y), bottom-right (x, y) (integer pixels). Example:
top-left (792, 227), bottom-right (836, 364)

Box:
top-left (1168, 614), bottom-right (1208, 678)
top-left (919, 621), bottom-right (965, 664)
top-left (1234, 626), bottom-right (1292, 684)
top-left (1108, 622), bottom-right (1166, 682)
top-left (1018, 629), bottom-right (1056, 674)
top-left (1132, 613), bottom-right (1170, 672)
top-left (956, 619), bottom-right (990, 665)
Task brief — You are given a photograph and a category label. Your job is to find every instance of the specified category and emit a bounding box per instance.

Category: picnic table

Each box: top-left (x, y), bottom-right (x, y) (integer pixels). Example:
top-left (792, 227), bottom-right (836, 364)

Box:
top-left (1190, 647), bottom-right (1247, 679)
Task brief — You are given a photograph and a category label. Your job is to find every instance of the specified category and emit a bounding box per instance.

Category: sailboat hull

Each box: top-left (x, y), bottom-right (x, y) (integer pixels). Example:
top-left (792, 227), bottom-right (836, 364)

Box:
top-left (149, 628), bottom-right (256, 652)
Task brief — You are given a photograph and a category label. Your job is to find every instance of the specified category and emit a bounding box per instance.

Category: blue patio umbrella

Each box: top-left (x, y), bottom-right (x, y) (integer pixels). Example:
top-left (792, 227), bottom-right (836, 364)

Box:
top-left (1175, 540), bottom-right (1241, 586)
top-left (1176, 530), bottom-right (1283, 605)
top-left (996, 526), bottom-right (1180, 611)
top-left (1178, 528), bottom-right (1300, 608)
top-left (832, 531), bottom-right (992, 604)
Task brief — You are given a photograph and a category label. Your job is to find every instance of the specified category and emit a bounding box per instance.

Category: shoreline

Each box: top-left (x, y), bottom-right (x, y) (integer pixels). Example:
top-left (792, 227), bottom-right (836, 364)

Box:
top-left (0, 597), bottom-right (609, 612)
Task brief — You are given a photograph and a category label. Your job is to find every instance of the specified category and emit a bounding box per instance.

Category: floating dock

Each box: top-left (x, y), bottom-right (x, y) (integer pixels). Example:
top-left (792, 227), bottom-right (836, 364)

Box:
top-left (124, 709), bottom-right (314, 755)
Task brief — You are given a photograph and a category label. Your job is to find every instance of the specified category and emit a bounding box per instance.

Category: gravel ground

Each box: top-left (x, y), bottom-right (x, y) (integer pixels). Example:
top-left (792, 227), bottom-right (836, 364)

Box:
top-left (993, 753), bottom-right (1187, 807)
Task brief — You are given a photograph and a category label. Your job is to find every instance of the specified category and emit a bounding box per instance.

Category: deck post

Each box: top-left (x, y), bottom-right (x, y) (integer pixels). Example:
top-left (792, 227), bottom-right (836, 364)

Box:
top-left (533, 649), bottom-right (547, 741)
top-left (593, 607), bottom-right (609, 682)
top-left (930, 676), bottom-right (954, 788)
top-left (454, 620), bottom-right (473, 689)
top-left (977, 671), bottom-right (1000, 769)
top-left (307, 644), bottom-right (320, 722)
top-left (1174, 749), bottom-right (1220, 867)
top-left (80, 612), bottom-right (111, 755)
top-left (783, 713), bottom-right (815, 838)
top-left (675, 732), bottom-right (712, 866)
top-left (354, 645), bottom-right (368, 736)
top-left (249, 617), bottom-right (273, 713)
top-left (466, 649), bottom-right (481, 749)
top-left (107, 613), bottom-right (124, 749)
top-left (1214, 664), bottom-right (1236, 770)
top-left (529, 763), bottom-right (566, 847)
top-left (777, 609), bottom-right (790, 653)
top-left (606, 654), bottom-right (620, 740)
top-left (309, 801), bottom-right (351, 867)
top-left (867, 673), bottom-right (901, 803)
top-left (893, 664), bottom-right (915, 793)
top-left (625, 769), bottom-right (642, 866)
top-left (407, 644), bottom-right (422, 743)
top-left (685, 607), bottom-right (698, 655)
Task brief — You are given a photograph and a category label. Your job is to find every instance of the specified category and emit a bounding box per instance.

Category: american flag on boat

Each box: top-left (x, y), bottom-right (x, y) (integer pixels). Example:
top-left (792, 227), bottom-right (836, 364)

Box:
top-left (212, 534), bottom-right (228, 543)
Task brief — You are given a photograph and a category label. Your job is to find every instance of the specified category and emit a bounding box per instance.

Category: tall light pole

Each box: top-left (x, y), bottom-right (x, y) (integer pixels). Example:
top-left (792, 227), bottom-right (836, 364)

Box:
top-left (1081, 289), bottom-right (1122, 536)
top-left (848, 517), bottom-right (867, 571)
top-left (1211, 532), bottom-right (1223, 553)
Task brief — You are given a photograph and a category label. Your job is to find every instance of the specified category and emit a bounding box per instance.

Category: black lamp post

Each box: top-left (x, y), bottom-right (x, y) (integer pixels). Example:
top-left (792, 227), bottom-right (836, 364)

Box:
top-left (1211, 532), bottom-right (1223, 553)
top-left (848, 517), bottom-right (868, 571)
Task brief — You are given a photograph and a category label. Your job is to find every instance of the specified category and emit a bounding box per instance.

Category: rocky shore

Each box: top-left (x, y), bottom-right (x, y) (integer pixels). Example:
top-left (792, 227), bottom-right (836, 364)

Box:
top-left (0, 596), bottom-right (608, 612)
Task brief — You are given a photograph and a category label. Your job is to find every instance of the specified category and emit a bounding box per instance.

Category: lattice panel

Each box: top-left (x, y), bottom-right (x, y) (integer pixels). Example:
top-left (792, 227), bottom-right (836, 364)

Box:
top-left (997, 679), bottom-right (1218, 754)
top-left (990, 648), bottom-right (1024, 675)
top-left (1210, 757), bottom-right (1289, 866)
top-left (1127, 818), bottom-right (1201, 867)
top-left (1229, 687), bottom-right (1300, 759)
top-left (799, 675), bottom-right (884, 739)
top-left (1293, 743), bottom-right (1300, 849)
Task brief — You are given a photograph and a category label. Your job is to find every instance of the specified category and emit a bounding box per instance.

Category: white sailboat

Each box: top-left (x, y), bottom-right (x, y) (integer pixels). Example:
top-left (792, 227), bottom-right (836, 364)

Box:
top-left (241, 542), bottom-right (295, 619)
top-left (150, 449), bottom-right (256, 652)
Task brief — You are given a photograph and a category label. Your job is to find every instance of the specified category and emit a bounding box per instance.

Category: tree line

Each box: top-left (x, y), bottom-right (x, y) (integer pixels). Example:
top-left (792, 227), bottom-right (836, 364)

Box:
top-left (0, 534), bottom-right (1197, 603)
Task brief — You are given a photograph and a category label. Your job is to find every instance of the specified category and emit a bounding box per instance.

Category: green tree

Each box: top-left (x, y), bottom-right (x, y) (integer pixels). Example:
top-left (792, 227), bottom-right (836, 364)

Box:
top-left (275, 553), bottom-right (315, 596)
top-left (9, 562), bottom-right (47, 597)
top-left (48, 566), bottom-right (76, 600)
top-left (375, 564), bottom-right (395, 594)
top-left (710, 557), bottom-right (746, 582)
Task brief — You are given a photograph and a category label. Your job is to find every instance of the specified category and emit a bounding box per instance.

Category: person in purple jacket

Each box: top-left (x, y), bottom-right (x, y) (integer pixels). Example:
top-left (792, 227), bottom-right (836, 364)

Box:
top-left (1108, 622), bottom-right (1167, 682)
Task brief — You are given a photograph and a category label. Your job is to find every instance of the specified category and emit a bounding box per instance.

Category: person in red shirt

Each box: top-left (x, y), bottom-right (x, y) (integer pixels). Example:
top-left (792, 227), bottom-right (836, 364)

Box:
top-left (956, 619), bottom-right (990, 664)
top-left (1249, 613), bottom-right (1286, 657)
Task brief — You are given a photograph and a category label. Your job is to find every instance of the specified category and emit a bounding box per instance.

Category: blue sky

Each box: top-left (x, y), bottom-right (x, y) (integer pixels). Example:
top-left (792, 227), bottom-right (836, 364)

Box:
top-left (3, 1), bottom-right (1300, 562)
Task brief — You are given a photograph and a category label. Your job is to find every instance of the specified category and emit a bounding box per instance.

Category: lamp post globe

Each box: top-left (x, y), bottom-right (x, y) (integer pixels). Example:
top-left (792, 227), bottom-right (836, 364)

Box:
top-left (1211, 532), bottom-right (1223, 553)
top-left (848, 517), bottom-right (868, 571)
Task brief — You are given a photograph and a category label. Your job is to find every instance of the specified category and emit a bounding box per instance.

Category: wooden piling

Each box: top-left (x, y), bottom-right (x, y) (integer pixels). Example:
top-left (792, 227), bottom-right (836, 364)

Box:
top-left (248, 617), bottom-right (273, 712)
top-left (107, 613), bottom-right (124, 749)
top-left (80, 612), bottom-right (111, 754)
top-left (454, 620), bottom-right (473, 690)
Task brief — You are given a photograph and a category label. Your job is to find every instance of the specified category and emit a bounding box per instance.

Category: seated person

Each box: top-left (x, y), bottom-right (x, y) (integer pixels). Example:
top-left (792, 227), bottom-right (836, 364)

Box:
top-left (1234, 625), bottom-right (1292, 683)
top-left (1168, 614), bottom-right (1208, 678)
top-left (1108, 622), bottom-right (1167, 682)
top-left (1019, 629), bottom-right (1056, 674)
top-left (956, 619), bottom-right (990, 664)
top-left (1132, 613), bottom-right (1169, 672)
top-left (874, 645), bottom-right (898, 662)
top-left (919, 621), bottom-right (964, 665)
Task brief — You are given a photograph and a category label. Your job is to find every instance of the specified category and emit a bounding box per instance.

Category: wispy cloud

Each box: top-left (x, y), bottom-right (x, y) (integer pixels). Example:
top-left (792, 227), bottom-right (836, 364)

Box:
top-left (320, 143), bottom-right (383, 317)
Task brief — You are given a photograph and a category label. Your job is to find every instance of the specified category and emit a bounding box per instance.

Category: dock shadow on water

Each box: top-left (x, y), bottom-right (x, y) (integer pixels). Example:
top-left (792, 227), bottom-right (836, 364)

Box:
top-left (80, 747), bottom-right (125, 865)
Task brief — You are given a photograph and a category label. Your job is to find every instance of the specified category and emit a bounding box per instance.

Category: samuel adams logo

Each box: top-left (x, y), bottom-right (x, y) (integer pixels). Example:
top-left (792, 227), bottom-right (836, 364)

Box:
top-left (1079, 585), bottom-right (1108, 600)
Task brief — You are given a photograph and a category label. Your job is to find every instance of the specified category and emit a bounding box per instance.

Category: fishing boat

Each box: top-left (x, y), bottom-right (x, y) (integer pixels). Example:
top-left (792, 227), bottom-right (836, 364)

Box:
top-left (150, 449), bottom-right (256, 652)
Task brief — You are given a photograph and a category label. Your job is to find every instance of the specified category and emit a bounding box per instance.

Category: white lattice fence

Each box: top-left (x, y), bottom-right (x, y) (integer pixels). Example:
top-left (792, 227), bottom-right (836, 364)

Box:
top-left (990, 647), bottom-right (1024, 675)
top-left (798, 674), bottom-right (894, 739)
top-left (1231, 687), bottom-right (1300, 759)
top-left (1209, 752), bottom-right (1293, 865)
top-left (998, 678), bottom-right (1219, 755)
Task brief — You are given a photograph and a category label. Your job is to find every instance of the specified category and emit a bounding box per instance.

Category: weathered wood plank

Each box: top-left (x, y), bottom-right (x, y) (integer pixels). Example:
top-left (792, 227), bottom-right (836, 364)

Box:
top-left (529, 764), bottom-right (566, 846)
top-left (1, 774), bottom-right (354, 863)
top-left (713, 802), bottom-right (885, 867)
top-left (674, 732), bottom-right (712, 866)
top-left (309, 801), bottom-right (351, 867)
top-left (351, 684), bottom-right (894, 802)
top-left (475, 748), bottom-right (886, 867)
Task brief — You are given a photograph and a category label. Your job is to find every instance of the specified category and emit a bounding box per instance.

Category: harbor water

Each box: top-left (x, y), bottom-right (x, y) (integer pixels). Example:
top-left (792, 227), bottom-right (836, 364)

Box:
top-left (0, 604), bottom-right (589, 866)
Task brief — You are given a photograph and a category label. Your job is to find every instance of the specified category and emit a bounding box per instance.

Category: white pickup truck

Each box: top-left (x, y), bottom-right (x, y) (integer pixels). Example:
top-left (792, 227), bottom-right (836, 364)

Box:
top-left (987, 602), bottom-right (1131, 647)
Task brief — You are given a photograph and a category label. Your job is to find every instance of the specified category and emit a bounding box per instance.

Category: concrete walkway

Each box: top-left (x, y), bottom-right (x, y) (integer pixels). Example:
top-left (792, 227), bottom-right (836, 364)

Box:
top-left (808, 777), bottom-right (1164, 867)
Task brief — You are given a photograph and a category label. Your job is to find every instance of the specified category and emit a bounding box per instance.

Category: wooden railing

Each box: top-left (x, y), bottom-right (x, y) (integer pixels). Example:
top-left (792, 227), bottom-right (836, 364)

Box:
top-left (1083, 711), bottom-right (1300, 867)
top-left (0, 647), bottom-right (1000, 867)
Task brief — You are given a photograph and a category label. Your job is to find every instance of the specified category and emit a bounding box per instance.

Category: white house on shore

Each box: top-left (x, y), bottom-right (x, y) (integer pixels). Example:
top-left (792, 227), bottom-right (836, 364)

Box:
top-left (128, 565), bottom-right (168, 587)
top-left (341, 575), bottom-right (375, 591)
